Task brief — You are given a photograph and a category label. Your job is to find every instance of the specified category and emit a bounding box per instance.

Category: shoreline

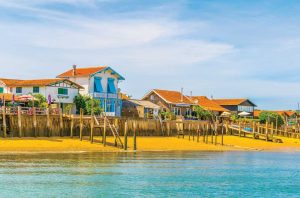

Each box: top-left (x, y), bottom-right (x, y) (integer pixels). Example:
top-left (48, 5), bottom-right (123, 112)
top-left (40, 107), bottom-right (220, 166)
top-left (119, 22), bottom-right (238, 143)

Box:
top-left (0, 136), bottom-right (299, 154)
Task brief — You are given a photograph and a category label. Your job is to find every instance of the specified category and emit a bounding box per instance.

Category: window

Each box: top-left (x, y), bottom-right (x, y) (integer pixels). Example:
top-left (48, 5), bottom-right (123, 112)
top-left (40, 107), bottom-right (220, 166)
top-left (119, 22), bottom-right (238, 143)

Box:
top-left (238, 105), bottom-right (254, 112)
top-left (94, 77), bottom-right (103, 93)
top-left (185, 108), bottom-right (192, 116)
top-left (173, 107), bottom-right (181, 116)
top-left (150, 95), bottom-right (155, 100)
top-left (107, 78), bottom-right (116, 94)
top-left (0, 87), bottom-right (3, 93)
top-left (58, 88), bottom-right (68, 95)
top-left (33, 86), bottom-right (39, 93)
top-left (16, 87), bottom-right (22, 94)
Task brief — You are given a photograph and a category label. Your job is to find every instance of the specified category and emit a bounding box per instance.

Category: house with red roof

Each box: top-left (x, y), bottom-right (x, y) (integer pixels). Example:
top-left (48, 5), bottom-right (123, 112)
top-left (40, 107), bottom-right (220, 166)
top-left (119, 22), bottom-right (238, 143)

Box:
top-left (212, 98), bottom-right (257, 116)
top-left (57, 65), bottom-right (125, 116)
top-left (0, 78), bottom-right (83, 111)
top-left (142, 89), bottom-right (195, 118)
top-left (190, 96), bottom-right (228, 115)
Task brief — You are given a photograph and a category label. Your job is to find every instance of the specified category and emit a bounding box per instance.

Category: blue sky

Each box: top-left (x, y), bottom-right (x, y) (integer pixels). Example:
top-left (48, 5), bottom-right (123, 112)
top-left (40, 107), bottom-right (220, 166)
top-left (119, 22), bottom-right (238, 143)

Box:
top-left (0, 0), bottom-right (300, 110)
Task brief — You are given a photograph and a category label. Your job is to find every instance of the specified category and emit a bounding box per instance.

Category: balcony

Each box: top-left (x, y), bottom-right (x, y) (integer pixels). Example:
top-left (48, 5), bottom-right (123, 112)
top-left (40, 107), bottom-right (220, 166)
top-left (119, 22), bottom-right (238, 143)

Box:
top-left (92, 92), bottom-right (118, 99)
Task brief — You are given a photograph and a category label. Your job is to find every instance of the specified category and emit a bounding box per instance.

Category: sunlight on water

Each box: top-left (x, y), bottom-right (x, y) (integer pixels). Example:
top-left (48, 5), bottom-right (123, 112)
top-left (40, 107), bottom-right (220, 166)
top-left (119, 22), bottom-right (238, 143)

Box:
top-left (0, 152), bottom-right (299, 198)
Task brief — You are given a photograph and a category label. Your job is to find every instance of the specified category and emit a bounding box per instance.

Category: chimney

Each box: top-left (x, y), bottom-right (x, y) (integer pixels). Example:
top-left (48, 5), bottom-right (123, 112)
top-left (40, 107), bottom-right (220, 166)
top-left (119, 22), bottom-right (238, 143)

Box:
top-left (72, 65), bottom-right (77, 76)
top-left (181, 88), bottom-right (183, 102)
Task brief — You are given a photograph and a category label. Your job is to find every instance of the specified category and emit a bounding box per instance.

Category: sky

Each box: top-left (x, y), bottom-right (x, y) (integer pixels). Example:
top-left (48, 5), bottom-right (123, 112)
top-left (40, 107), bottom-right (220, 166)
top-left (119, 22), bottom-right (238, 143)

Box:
top-left (0, 0), bottom-right (300, 110)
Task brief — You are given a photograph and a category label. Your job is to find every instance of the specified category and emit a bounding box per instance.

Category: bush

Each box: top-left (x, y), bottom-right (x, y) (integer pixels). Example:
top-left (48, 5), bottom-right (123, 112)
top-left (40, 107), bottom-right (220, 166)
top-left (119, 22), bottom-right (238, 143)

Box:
top-left (193, 106), bottom-right (213, 120)
top-left (74, 94), bottom-right (103, 115)
top-left (259, 111), bottom-right (284, 127)
top-left (28, 94), bottom-right (47, 108)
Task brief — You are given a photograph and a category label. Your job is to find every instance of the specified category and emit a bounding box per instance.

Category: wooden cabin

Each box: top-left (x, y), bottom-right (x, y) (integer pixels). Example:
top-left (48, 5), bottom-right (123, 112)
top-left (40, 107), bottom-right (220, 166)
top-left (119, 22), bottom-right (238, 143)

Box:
top-left (212, 98), bottom-right (256, 117)
top-left (122, 99), bottom-right (161, 119)
top-left (142, 89), bottom-right (195, 119)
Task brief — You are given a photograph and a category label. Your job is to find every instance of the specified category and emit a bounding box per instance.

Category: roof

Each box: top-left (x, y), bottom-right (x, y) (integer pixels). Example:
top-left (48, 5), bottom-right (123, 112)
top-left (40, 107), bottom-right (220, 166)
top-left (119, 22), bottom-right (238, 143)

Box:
top-left (190, 96), bottom-right (227, 112)
top-left (57, 66), bottom-right (107, 78)
top-left (144, 89), bottom-right (194, 105)
top-left (254, 110), bottom-right (297, 117)
top-left (57, 66), bottom-right (125, 80)
top-left (0, 78), bottom-right (83, 89)
top-left (254, 110), bottom-right (262, 117)
top-left (126, 99), bottom-right (161, 109)
top-left (213, 98), bottom-right (257, 107)
top-left (0, 93), bottom-right (22, 102)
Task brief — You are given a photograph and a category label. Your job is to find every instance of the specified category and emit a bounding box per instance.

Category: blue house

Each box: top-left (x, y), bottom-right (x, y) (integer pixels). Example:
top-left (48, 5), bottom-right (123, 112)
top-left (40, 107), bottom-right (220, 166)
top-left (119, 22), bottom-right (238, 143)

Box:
top-left (57, 65), bottom-right (125, 116)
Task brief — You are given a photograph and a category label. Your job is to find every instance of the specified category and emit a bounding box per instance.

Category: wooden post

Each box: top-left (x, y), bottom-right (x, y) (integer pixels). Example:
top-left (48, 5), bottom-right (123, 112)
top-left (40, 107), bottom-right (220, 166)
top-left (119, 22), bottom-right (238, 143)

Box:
top-left (271, 122), bottom-right (274, 140)
top-left (265, 122), bottom-right (269, 141)
top-left (197, 124), bottom-right (200, 142)
top-left (206, 124), bottom-right (209, 144)
top-left (133, 121), bottom-right (137, 150)
top-left (214, 123), bottom-right (218, 145)
top-left (103, 115), bottom-right (107, 147)
top-left (59, 108), bottom-right (63, 137)
top-left (46, 108), bottom-right (50, 137)
top-left (225, 121), bottom-right (229, 135)
top-left (33, 107), bottom-right (37, 138)
top-left (90, 113), bottom-right (94, 144)
top-left (238, 121), bottom-right (241, 137)
top-left (2, 106), bottom-right (7, 138)
top-left (188, 123), bottom-right (191, 141)
top-left (79, 108), bottom-right (83, 141)
top-left (252, 121), bottom-right (256, 139)
top-left (211, 124), bottom-right (214, 144)
top-left (18, 106), bottom-right (22, 138)
top-left (70, 114), bottom-right (74, 138)
top-left (124, 121), bottom-right (128, 150)
top-left (275, 116), bottom-right (278, 135)
top-left (221, 124), bottom-right (224, 145)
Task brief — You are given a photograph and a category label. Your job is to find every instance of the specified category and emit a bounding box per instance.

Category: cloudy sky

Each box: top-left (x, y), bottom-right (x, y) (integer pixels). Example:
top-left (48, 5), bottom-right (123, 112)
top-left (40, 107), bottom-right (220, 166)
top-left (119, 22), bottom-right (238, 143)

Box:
top-left (0, 0), bottom-right (300, 110)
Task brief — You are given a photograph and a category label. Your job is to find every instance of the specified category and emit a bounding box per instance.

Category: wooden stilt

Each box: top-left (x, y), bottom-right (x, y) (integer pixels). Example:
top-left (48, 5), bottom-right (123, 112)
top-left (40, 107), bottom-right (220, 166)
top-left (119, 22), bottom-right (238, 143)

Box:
top-left (33, 107), bottom-right (37, 137)
top-left (103, 115), bottom-right (107, 147)
top-left (2, 106), bottom-right (6, 138)
top-left (221, 124), bottom-right (224, 146)
top-left (70, 114), bottom-right (74, 138)
top-left (46, 108), bottom-right (50, 137)
top-left (79, 108), bottom-right (83, 141)
top-left (59, 108), bottom-right (63, 137)
top-left (18, 106), bottom-right (22, 138)
top-left (197, 124), bottom-right (200, 142)
top-left (124, 121), bottom-right (128, 150)
top-left (133, 121), bottom-right (137, 150)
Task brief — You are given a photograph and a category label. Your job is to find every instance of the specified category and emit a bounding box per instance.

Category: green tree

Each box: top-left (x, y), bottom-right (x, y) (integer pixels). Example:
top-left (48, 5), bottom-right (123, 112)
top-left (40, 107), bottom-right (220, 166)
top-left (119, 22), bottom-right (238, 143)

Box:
top-left (259, 111), bottom-right (284, 127)
top-left (193, 106), bottom-right (213, 120)
top-left (85, 98), bottom-right (103, 115)
top-left (230, 113), bottom-right (239, 121)
top-left (29, 94), bottom-right (47, 108)
top-left (74, 94), bottom-right (87, 114)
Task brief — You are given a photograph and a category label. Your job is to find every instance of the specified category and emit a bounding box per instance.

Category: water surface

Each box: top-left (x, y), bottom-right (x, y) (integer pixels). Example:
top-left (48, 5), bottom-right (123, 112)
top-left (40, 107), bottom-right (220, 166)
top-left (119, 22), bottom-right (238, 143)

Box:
top-left (0, 151), bottom-right (299, 197)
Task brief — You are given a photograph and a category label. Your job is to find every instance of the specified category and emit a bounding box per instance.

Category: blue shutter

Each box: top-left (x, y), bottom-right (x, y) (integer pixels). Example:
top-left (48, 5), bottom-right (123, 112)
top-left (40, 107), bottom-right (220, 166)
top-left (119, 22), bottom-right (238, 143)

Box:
top-left (94, 77), bottom-right (103, 93)
top-left (107, 78), bottom-right (116, 94)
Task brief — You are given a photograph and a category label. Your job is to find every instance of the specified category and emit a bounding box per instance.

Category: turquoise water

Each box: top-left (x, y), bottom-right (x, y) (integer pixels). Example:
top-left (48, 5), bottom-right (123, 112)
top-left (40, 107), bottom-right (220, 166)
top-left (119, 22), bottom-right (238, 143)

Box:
top-left (0, 152), bottom-right (300, 198)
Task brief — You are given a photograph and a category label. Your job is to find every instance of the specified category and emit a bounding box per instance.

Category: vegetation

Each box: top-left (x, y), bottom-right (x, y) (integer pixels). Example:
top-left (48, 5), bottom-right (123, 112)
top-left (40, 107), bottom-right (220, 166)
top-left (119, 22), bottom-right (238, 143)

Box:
top-left (193, 106), bottom-right (213, 120)
top-left (258, 111), bottom-right (284, 127)
top-left (230, 113), bottom-right (239, 121)
top-left (160, 111), bottom-right (175, 120)
top-left (28, 94), bottom-right (48, 108)
top-left (74, 94), bottom-right (103, 115)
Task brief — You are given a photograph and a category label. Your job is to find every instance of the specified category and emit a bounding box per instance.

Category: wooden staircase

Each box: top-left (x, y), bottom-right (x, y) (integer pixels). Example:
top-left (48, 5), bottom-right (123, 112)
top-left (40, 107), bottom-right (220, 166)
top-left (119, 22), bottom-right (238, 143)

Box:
top-left (94, 115), bottom-right (123, 148)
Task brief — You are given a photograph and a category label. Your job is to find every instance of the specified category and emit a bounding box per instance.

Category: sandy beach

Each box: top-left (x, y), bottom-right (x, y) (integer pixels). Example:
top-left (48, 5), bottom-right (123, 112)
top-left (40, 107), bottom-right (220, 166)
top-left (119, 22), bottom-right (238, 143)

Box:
top-left (0, 135), bottom-right (300, 153)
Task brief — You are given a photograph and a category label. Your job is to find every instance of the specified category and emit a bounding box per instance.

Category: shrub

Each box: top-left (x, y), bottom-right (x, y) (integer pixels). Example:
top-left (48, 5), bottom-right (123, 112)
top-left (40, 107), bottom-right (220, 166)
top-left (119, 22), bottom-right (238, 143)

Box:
top-left (259, 111), bottom-right (284, 127)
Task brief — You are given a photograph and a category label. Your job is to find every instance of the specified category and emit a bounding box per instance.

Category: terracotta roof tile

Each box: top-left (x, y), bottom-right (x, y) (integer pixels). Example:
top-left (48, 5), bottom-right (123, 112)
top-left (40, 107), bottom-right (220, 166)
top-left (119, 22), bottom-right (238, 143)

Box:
top-left (57, 66), bottom-right (107, 77)
top-left (0, 93), bottom-right (22, 102)
top-left (0, 78), bottom-right (83, 89)
top-left (213, 99), bottom-right (249, 106)
top-left (153, 89), bottom-right (194, 105)
top-left (191, 96), bottom-right (227, 112)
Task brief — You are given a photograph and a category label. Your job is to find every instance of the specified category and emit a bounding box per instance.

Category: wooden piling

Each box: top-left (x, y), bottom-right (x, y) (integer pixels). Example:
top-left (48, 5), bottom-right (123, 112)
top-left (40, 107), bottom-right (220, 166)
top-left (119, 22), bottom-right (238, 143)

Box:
top-left (124, 121), bottom-right (128, 150)
top-left (59, 108), bottom-right (63, 137)
top-left (103, 115), bottom-right (107, 147)
top-left (265, 122), bottom-right (269, 141)
top-left (2, 106), bottom-right (7, 138)
top-left (79, 108), bottom-right (83, 141)
top-left (188, 123), bottom-right (191, 141)
top-left (33, 107), bottom-right (37, 137)
top-left (252, 121), bottom-right (256, 139)
top-left (238, 121), bottom-right (241, 137)
top-left (70, 114), bottom-right (74, 138)
top-left (46, 108), bottom-right (50, 137)
top-left (133, 121), bottom-right (137, 150)
top-left (90, 114), bottom-right (94, 144)
top-left (214, 124), bottom-right (218, 145)
top-left (197, 124), bottom-right (200, 142)
top-left (18, 106), bottom-right (22, 138)
top-left (221, 124), bottom-right (224, 146)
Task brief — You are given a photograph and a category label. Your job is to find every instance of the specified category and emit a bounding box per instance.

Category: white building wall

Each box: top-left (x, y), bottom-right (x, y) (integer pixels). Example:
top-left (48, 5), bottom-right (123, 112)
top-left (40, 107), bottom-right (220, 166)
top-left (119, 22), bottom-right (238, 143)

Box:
top-left (67, 77), bottom-right (90, 95)
top-left (10, 86), bottom-right (78, 104)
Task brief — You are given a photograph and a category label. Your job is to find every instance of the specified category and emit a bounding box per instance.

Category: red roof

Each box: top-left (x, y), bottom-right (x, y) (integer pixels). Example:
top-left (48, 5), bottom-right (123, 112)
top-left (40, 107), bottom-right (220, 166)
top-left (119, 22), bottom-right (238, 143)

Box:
top-left (57, 66), bottom-right (107, 77)
top-left (0, 78), bottom-right (83, 89)
top-left (191, 96), bottom-right (227, 112)
top-left (152, 89), bottom-right (194, 105)
top-left (0, 93), bottom-right (22, 102)
top-left (213, 98), bottom-right (249, 106)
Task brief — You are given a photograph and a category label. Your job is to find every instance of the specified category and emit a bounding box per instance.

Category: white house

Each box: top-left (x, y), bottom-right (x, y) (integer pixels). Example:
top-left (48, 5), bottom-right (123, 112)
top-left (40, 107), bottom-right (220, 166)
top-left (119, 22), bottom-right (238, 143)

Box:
top-left (57, 65), bottom-right (125, 116)
top-left (0, 78), bottom-right (83, 111)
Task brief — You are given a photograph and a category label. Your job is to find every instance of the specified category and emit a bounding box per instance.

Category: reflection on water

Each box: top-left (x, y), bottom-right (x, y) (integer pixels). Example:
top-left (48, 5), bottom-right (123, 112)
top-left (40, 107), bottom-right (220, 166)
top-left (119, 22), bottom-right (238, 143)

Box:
top-left (0, 151), bottom-right (299, 197)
